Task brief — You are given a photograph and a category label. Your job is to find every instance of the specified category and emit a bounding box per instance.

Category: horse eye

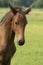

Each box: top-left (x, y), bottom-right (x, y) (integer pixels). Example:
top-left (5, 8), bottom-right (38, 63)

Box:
top-left (15, 22), bottom-right (19, 25)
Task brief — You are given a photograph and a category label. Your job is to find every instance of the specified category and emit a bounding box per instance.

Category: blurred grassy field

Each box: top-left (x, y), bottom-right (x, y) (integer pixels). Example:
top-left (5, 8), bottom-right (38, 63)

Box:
top-left (0, 8), bottom-right (43, 65)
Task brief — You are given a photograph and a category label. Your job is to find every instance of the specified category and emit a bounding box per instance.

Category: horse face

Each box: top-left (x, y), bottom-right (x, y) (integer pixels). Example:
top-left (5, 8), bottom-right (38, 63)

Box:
top-left (9, 4), bottom-right (31, 46)
top-left (12, 13), bottom-right (27, 46)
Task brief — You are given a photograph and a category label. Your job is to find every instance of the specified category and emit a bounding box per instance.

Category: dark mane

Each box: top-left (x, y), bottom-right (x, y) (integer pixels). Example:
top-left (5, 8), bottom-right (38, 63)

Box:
top-left (1, 11), bottom-right (10, 23)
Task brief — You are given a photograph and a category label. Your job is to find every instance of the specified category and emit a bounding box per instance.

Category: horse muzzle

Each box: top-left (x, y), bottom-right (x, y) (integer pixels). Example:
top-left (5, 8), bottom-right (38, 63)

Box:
top-left (18, 40), bottom-right (25, 46)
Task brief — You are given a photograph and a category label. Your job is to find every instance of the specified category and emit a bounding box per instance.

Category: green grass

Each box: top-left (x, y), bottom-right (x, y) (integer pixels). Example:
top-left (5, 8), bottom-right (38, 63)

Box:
top-left (0, 8), bottom-right (43, 65)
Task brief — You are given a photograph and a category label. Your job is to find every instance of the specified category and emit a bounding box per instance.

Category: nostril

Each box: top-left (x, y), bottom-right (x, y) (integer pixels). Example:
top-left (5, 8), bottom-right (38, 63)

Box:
top-left (18, 40), bottom-right (25, 46)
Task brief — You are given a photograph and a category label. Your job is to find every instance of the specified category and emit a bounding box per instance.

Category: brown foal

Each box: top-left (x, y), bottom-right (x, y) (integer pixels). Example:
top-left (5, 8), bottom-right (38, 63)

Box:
top-left (0, 4), bottom-right (31, 65)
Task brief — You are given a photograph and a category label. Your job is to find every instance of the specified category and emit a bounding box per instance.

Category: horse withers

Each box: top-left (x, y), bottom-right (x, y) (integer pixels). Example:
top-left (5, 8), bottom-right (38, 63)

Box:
top-left (0, 4), bottom-right (31, 65)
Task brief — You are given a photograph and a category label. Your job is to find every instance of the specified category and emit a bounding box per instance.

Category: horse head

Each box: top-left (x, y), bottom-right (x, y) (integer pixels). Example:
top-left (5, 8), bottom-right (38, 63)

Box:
top-left (9, 4), bottom-right (31, 46)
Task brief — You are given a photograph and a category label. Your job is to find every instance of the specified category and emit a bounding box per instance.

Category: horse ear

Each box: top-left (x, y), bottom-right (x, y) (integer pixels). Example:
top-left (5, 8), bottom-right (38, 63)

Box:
top-left (9, 4), bottom-right (17, 14)
top-left (24, 7), bottom-right (31, 14)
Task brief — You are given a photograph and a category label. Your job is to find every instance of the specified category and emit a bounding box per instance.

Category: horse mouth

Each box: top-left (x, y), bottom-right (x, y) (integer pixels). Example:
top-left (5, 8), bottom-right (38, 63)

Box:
top-left (18, 40), bottom-right (25, 46)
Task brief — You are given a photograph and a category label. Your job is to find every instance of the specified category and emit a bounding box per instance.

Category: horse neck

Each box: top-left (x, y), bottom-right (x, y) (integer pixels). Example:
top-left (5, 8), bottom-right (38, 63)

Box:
top-left (4, 11), bottom-right (15, 42)
top-left (0, 11), bottom-right (15, 43)
top-left (10, 31), bottom-right (15, 42)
